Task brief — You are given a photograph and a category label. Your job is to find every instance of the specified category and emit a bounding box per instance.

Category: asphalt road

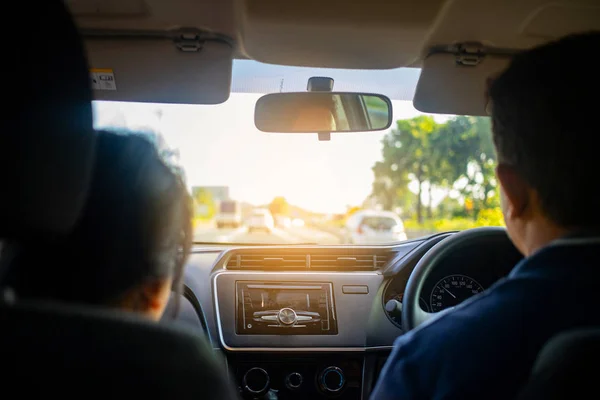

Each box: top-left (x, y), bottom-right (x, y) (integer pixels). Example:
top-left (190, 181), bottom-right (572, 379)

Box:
top-left (194, 225), bottom-right (343, 245)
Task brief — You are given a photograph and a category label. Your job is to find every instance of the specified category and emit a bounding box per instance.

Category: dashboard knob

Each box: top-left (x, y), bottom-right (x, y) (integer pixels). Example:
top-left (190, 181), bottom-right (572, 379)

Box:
top-left (385, 299), bottom-right (402, 316)
top-left (319, 366), bottom-right (345, 393)
top-left (242, 367), bottom-right (270, 396)
top-left (285, 372), bottom-right (303, 390)
top-left (278, 307), bottom-right (297, 325)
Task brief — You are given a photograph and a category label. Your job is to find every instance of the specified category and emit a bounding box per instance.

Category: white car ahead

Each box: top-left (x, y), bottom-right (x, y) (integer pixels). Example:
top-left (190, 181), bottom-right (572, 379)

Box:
top-left (247, 209), bottom-right (275, 233)
top-left (344, 210), bottom-right (407, 244)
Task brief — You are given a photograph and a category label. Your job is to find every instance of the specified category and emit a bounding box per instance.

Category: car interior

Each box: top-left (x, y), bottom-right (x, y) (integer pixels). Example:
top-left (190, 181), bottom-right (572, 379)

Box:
top-left (2, 0), bottom-right (600, 399)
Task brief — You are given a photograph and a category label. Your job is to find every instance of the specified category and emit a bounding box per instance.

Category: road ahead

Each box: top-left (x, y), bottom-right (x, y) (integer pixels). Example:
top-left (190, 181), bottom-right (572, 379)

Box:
top-left (194, 225), bottom-right (343, 245)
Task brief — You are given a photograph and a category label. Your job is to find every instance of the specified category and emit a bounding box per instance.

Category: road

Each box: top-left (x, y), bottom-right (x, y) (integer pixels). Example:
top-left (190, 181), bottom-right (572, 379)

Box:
top-left (194, 224), bottom-right (343, 245)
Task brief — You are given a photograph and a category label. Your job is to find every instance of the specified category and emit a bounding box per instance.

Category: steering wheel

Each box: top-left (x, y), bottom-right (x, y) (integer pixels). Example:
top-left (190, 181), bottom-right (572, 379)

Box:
top-left (402, 227), bottom-right (516, 331)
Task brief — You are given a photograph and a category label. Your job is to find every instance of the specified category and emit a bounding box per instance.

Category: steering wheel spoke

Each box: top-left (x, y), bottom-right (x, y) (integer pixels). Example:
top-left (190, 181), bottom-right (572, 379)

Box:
top-left (414, 308), bottom-right (435, 327)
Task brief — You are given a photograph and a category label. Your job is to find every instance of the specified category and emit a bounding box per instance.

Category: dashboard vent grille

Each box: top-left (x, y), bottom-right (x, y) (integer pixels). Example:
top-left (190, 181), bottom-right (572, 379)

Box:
top-left (227, 254), bottom-right (308, 270)
top-left (310, 254), bottom-right (388, 271)
top-left (225, 250), bottom-right (392, 271)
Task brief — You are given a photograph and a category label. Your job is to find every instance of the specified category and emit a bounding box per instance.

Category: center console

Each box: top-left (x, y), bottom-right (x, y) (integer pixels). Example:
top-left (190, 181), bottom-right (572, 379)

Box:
top-left (214, 271), bottom-right (385, 399)
top-left (229, 353), bottom-right (363, 399)
top-left (236, 282), bottom-right (337, 335)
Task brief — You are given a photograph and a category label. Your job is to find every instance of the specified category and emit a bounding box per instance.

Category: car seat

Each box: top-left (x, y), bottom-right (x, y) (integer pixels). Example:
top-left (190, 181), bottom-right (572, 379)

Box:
top-left (0, 2), bottom-right (239, 398)
top-left (517, 328), bottom-right (600, 399)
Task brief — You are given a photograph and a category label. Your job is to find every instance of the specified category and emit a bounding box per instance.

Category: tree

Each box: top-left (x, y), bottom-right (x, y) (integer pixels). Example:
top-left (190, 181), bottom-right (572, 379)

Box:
top-left (371, 173), bottom-right (400, 211)
top-left (372, 116), bottom-right (440, 223)
top-left (269, 197), bottom-right (290, 216)
top-left (436, 195), bottom-right (463, 219)
top-left (371, 115), bottom-right (499, 224)
top-left (438, 117), bottom-right (496, 219)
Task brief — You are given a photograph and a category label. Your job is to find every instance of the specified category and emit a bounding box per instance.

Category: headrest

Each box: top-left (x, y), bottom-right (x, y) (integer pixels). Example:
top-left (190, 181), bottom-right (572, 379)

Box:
top-left (1, 1), bottom-right (95, 237)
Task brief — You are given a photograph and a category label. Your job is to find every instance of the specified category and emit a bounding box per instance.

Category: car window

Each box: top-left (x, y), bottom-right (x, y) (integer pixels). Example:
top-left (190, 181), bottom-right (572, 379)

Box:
top-left (332, 95), bottom-right (350, 131)
top-left (93, 60), bottom-right (503, 245)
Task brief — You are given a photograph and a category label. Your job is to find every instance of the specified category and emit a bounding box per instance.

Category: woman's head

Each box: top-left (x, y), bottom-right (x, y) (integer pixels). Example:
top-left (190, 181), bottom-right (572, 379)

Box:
top-left (9, 130), bottom-right (192, 320)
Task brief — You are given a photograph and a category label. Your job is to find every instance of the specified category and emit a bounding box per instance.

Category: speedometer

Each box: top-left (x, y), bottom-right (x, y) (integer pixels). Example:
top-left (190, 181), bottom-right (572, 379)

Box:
top-left (430, 274), bottom-right (484, 312)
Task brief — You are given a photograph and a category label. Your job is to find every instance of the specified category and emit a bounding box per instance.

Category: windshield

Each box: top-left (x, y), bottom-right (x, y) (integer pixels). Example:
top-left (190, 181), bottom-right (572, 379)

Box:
top-left (93, 61), bottom-right (503, 245)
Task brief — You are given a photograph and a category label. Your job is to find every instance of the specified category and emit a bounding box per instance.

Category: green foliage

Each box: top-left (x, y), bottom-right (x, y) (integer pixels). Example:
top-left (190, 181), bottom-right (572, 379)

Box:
top-left (371, 115), bottom-right (499, 225)
top-left (364, 95), bottom-right (389, 111)
top-left (440, 117), bottom-right (497, 217)
top-left (476, 207), bottom-right (505, 227)
top-left (269, 196), bottom-right (290, 216)
top-left (404, 208), bottom-right (504, 233)
top-left (372, 116), bottom-right (441, 222)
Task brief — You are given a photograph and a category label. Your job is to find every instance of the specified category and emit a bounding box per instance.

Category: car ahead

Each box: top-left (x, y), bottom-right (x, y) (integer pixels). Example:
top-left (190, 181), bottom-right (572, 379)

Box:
top-left (247, 209), bottom-right (275, 233)
top-left (215, 200), bottom-right (242, 229)
top-left (274, 215), bottom-right (292, 229)
top-left (344, 210), bottom-right (407, 244)
top-left (291, 218), bottom-right (305, 227)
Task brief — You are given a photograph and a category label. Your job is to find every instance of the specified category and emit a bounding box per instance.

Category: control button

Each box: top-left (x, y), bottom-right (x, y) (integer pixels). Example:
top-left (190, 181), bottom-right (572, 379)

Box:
top-left (285, 372), bottom-right (303, 390)
top-left (385, 299), bottom-right (402, 318)
top-left (342, 285), bottom-right (369, 294)
top-left (319, 366), bottom-right (345, 393)
top-left (242, 367), bottom-right (270, 396)
top-left (278, 308), bottom-right (297, 325)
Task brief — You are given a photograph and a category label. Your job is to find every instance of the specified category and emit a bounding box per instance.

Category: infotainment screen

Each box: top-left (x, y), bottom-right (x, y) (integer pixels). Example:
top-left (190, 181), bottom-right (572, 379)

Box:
top-left (236, 282), bottom-right (337, 335)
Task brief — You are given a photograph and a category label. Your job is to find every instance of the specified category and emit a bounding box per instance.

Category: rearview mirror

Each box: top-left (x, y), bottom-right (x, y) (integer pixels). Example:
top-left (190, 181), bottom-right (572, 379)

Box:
top-left (255, 92), bottom-right (392, 133)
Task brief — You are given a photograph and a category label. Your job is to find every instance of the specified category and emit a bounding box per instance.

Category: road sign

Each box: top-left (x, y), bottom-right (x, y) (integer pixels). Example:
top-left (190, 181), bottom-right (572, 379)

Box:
top-left (192, 186), bottom-right (229, 202)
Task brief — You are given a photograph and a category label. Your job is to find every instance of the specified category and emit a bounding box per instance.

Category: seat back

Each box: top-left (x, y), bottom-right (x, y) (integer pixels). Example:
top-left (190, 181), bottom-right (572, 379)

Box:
top-left (1, 3), bottom-right (238, 399)
top-left (2, 0), bottom-right (95, 238)
top-left (1, 301), bottom-right (239, 398)
top-left (517, 328), bottom-right (600, 400)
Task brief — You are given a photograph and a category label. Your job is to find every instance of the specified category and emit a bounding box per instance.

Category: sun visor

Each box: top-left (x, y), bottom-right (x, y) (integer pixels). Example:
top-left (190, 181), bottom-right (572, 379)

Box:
top-left (413, 51), bottom-right (512, 116)
top-left (85, 39), bottom-right (233, 104)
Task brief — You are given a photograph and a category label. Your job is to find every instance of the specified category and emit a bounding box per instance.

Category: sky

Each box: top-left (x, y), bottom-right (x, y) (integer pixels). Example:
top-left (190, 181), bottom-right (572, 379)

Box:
top-left (92, 61), bottom-right (451, 214)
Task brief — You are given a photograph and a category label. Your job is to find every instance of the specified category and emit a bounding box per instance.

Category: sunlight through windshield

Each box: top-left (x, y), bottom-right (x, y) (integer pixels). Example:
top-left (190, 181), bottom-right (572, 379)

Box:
top-left (93, 63), bottom-right (503, 245)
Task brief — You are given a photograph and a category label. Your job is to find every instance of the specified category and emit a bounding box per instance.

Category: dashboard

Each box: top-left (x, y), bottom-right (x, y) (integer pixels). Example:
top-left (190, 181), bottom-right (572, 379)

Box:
top-left (173, 231), bottom-right (522, 399)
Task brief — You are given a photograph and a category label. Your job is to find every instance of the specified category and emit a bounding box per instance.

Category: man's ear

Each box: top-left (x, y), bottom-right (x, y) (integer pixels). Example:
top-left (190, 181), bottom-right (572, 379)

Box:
top-left (496, 164), bottom-right (529, 219)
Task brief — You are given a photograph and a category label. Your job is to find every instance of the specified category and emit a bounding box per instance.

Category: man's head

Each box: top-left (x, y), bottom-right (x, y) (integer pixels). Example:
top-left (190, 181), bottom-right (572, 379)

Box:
top-left (488, 32), bottom-right (600, 255)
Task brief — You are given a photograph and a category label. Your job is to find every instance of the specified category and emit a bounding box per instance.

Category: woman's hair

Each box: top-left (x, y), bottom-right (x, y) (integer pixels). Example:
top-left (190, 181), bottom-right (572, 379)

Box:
top-left (7, 130), bottom-right (193, 314)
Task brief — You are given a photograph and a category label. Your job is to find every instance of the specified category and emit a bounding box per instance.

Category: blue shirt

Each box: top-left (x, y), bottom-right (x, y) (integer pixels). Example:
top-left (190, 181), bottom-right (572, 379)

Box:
top-left (370, 237), bottom-right (600, 400)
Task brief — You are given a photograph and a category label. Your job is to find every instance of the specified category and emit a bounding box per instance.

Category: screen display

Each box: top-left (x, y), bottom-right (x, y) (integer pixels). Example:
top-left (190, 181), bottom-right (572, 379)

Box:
top-left (236, 282), bottom-right (337, 335)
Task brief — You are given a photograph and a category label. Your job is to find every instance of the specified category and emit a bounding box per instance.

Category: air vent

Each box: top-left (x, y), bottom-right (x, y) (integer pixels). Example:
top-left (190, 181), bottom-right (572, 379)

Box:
top-left (226, 253), bottom-right (308, 270)
top-left (225, 250), bottom-right (392, 271)
top-left (310, 254), bottom-right (388, 271)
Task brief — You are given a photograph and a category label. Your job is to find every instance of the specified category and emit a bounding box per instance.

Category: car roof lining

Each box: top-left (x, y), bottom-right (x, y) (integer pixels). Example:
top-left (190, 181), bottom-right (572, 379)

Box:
top-left (67, 0), bottom-right (600, 114)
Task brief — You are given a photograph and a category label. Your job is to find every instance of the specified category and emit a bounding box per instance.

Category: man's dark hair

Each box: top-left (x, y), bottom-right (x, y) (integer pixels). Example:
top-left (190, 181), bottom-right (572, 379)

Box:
top-left (489, 31), bottom-right (600, 227)
top-left (7, 130), bottom-right (193, 315)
